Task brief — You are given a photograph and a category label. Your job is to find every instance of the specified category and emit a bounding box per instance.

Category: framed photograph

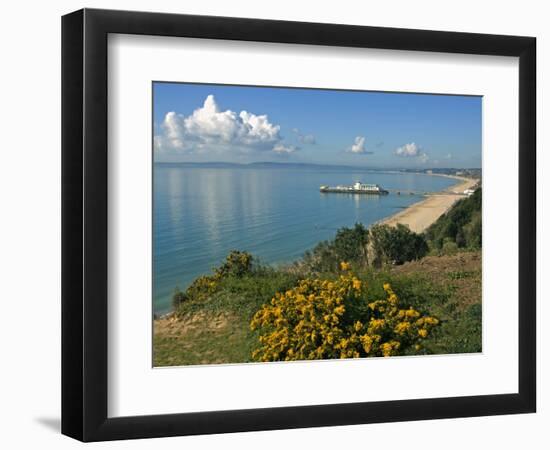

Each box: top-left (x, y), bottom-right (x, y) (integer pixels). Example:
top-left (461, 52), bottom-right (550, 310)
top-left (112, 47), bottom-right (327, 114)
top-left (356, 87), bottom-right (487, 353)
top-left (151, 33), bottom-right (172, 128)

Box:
top-left (62, 8), bottom-right (536, 441)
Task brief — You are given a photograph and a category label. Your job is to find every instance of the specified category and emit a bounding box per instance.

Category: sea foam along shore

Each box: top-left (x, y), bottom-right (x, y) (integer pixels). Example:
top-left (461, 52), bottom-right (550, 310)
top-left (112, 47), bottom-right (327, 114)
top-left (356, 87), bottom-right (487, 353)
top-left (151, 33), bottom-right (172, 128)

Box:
top-left (380, 175), bottom-right (479, 233)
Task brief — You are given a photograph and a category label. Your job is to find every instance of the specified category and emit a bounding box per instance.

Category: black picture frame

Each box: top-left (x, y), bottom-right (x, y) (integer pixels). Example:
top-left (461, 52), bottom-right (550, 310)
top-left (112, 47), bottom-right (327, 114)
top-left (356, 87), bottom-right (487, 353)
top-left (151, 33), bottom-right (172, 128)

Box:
top-left (62, 8), bottom-right (536, 442)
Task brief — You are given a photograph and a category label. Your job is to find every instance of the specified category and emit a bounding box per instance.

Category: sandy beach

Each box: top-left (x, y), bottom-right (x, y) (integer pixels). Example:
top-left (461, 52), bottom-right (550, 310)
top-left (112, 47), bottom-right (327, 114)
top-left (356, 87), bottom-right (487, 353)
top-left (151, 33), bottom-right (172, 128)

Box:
top-left (380, 175), bottom-right (479, 233)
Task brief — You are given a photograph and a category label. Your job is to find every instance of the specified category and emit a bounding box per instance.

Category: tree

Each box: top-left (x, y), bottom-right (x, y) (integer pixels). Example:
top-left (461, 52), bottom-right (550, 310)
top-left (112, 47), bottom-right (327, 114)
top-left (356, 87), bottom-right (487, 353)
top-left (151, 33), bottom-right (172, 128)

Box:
top-left (215, 250), bottom-right (254, 277)
top-left (303, 223), bottom-right (370, 272)
top-left (370, 224), bottom-right (428, 266)
top-left (333, 223), bottom-right (370, 264)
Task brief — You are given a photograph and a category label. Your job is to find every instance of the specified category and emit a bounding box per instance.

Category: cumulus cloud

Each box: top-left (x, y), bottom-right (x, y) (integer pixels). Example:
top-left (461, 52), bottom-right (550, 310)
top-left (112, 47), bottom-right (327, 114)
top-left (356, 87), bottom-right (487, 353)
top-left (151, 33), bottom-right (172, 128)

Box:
top-left (155, 95), bottom-right (294, 156)
top-left (394, 142), bottom-right (429, 163)
top-left (394, 142), bottom-right (421, 157)
top-left (351, 136), bottom-right (365, 153)
top-left (347, 136), bottom-right (373, 154)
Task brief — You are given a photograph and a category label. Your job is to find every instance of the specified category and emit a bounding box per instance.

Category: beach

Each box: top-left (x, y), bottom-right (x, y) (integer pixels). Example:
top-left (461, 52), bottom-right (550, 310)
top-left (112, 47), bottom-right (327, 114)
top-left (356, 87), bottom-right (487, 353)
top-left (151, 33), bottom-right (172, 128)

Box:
top-left (380, 176), bottom-right (479, 233)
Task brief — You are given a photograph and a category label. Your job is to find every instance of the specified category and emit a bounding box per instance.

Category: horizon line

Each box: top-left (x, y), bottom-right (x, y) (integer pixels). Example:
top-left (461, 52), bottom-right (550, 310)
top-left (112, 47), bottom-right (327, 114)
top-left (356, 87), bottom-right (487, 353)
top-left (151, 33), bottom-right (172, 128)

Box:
top-left (153, 161), bottom-right (482, 171)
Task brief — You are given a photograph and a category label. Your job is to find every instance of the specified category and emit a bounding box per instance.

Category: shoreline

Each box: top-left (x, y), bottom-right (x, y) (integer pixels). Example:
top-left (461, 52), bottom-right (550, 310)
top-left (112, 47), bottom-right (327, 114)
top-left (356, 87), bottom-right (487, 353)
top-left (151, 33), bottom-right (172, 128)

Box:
top-left (379, 175), bottom-right (479, 233)
top-left (155, 173), bottom-right (480, 317)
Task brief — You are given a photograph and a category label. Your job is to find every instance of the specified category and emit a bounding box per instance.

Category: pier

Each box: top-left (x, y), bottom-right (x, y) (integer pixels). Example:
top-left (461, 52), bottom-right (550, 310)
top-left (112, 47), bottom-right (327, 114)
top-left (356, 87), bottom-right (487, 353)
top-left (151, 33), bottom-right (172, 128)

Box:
top-left (320, 181), bottom-right (476, 197)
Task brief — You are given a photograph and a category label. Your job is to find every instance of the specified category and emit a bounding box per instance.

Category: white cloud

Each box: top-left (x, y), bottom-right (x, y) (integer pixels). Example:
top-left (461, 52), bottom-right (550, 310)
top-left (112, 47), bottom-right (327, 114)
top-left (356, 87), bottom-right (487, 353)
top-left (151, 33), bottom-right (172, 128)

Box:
top-left (348, 136), bottom-right (372, 154)
top-left (394, 142), bottom-right (421, 157)
top-left (156, 111), bottom-right (187, 150)
top-left (394, 142), bottom-right (429, 163)
top-left (155, 95), bottom-right (290, 155)
top-left (273, 143), bottom-right (299, 154)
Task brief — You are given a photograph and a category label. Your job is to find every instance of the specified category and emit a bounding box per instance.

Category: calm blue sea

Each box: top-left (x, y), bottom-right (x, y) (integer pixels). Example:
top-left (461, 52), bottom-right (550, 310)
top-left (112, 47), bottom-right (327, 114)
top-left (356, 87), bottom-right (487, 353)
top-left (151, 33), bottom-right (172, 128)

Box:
top-left (153, 164), bottom-right (456, 315)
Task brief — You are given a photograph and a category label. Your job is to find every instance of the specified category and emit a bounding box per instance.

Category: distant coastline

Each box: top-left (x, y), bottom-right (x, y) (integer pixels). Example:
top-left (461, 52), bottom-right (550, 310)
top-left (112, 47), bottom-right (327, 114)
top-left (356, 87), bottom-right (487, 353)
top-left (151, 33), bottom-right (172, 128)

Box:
top-left (154, 160), bottom-right (481, 175)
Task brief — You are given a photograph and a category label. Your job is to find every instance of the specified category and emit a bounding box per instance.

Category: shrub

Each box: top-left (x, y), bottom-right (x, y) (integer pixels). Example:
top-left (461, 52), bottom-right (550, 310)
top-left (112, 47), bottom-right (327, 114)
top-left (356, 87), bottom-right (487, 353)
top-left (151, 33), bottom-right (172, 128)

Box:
top-left (171, 287), bottom-right (188, 309)
top-left (441, 239), bottom-right (459, 255)
top-left (302, 223), bottom-right (370, 272)
top-left (463, 211), bottom-right (482, 249)
top-left (249, 263), bottom-right (439, 361)
top-left (370, 224), bottom-right (428, 266)
top-left (423, 303), bottom-right (482, 354)
top-left (183, 274), bottom-right (220, 303)
top-left (425, 188), bottom-right (482, 250)
top-left (333, 223), bottom-right (370, 263)
top-left (172, 250), bottom-right (255, 309)
top-left (214, 250), bottom-right (254, 278)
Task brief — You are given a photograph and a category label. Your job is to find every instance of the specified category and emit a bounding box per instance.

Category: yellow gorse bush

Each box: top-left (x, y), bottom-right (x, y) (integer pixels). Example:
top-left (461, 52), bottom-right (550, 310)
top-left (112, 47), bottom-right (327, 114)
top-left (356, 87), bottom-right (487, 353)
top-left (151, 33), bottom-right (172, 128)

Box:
top-left (250, 263), bottom-right (439, 361)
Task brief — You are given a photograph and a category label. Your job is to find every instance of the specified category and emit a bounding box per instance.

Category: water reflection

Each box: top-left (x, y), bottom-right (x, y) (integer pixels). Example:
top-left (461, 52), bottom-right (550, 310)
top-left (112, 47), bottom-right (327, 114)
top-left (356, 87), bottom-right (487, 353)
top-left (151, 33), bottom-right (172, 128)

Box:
top-left (153, 165), bottom-right (456, 314)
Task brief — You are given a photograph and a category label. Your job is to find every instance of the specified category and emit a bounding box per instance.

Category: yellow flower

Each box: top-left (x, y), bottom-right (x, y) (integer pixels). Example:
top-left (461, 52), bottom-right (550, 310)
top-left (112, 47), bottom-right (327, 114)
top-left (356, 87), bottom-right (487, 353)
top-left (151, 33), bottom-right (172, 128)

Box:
top-left (394, 321), bottom-right (411, 335)
top-left (249, 272), bottom-right (439, 362)
top-left (424, 317), bottom-right (439, 325)
top-left (368, 318), bottom-right (386, 333)
top-left (380, 340), bottom-right (401, 356)
top-left (380, 343), bottom-right (393, 357)
top-left (340, 261), bottom-right (351, 271)
top-left (339, 338), bottom-right (349, 349)
top-left (333, 305), bottom-right (345, 315)
top-left (360, 334), bottom-right (373, 354)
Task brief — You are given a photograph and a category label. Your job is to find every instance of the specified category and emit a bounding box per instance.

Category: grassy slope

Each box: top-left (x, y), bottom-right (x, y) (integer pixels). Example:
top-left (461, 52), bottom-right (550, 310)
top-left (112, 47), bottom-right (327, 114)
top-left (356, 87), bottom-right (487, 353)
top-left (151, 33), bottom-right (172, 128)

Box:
top-left (154, 270), bottom-right (300, 366)
top-left (153, 251), bottom-right (481, 366)
top-left (386, 251), bottom-right (482, 355)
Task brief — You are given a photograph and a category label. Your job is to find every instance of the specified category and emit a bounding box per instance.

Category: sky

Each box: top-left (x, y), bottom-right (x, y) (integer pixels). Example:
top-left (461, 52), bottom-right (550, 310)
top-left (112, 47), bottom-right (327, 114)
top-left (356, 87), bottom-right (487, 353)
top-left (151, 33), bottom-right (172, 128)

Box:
top-left (153, 82), bottom-right (482, 168)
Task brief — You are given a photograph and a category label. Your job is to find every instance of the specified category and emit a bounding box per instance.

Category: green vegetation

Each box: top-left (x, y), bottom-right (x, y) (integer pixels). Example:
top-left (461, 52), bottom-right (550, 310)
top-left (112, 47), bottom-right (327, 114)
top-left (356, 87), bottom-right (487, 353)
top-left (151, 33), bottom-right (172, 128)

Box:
top-left (302, 223), bottom-right (370, 272)
top-left (425, 187), bottom-right (482, 253)
top-left (250, 269), bottom-right (440, 361)
top-left (154, 189), bottom-right (482, 366)
top-left (155, 263), bottom-right (300, 366)
top-left (301, 222), bottom-right (428, 273)
top-left (370, 223), bottom-right (428, 266)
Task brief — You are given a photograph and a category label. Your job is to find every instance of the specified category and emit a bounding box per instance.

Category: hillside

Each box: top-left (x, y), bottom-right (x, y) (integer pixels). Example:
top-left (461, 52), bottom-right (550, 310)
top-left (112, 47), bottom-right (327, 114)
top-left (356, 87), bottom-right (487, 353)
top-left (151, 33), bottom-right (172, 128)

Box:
top-left (425, 187), bottom-right (482, 252)
top-left (153, 251), bottom-right (481, 366)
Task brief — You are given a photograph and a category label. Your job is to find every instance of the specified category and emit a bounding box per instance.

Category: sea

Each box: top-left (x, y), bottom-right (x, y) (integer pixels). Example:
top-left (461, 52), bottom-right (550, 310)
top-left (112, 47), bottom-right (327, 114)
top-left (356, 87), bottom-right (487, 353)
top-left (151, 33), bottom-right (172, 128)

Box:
top-left (153, 163), bottom-right (457, 315)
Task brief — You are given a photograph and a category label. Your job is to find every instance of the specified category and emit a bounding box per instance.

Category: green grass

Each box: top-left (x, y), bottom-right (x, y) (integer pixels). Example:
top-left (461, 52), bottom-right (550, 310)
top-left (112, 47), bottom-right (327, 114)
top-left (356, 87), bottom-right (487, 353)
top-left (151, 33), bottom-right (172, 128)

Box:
top-left (352, 267), bottom-right (481, 356)
top-left (154, 269), bottom-right (300, 366)
top-left (153, 311), bottom-right (254, 366)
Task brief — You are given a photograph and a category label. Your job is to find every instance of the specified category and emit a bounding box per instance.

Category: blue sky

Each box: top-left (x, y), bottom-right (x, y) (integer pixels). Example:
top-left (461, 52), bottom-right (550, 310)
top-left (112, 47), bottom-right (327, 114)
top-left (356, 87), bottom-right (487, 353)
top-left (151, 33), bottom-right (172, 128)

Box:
top-left (153, 82), bottom-right (481, 168)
